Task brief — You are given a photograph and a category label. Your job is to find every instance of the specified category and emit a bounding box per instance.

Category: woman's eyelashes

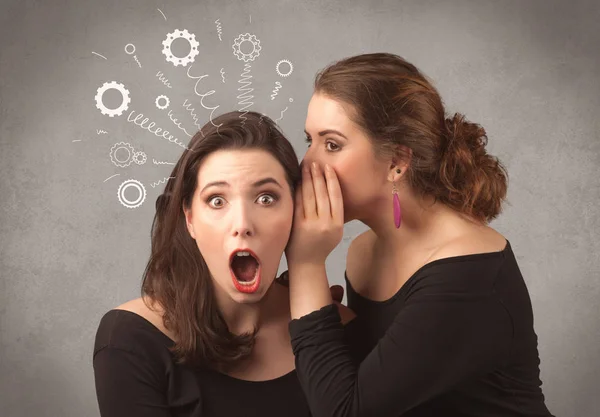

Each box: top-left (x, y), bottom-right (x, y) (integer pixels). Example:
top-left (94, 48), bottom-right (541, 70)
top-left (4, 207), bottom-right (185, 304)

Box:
top-left (304, 135), bottom-right (341, 152)
top-left (206, 192), bottom-right (279, 209)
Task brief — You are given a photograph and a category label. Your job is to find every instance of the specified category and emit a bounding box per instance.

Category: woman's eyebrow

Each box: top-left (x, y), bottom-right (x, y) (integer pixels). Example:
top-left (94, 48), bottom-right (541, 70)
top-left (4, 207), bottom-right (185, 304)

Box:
top-left (201, 177), bottom-right (282, 193)
top-left (304, 129), bottom-right (347, 139)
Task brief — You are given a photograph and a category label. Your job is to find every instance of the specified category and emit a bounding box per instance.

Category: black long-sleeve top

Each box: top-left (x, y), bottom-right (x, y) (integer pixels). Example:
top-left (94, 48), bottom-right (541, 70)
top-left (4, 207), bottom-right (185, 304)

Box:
top-left (289, 241), bottom-right (554, 417)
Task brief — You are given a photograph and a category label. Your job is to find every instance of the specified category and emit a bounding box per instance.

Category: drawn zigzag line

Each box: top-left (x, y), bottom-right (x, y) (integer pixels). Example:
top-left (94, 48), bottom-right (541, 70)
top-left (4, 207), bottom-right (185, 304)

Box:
top-left (150, 176), bottom-right (175, 188)
top-left (237, 63), bottom-right (254, 123)
top-left (215, 19), bottom-right (223, 41)
top-left (156, 71), bottom-right (173, 88)
top-left (182, 99), bottom-right (203, 131)
top-left (271, 81), bottom-right (282, 100)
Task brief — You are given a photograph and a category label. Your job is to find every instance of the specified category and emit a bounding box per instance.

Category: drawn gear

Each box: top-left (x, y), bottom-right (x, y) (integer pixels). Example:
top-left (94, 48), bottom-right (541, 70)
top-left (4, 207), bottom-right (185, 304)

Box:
top-left (276, 59), bottom-right (294, 77)
top-left (95, 81), bottom-right (131, 117)
top-left (155, 95), bottom-right (170, 110)
top-left (161, 29), bottom-right (200, 67)
top-left (133, 151), bottom-right (147, 165)
top-left (109, 142), bottom-right (135, 167)
top-left (117, 179), bottom-right (147, 209)
top-left (232, 33), bottom-right (261, 62)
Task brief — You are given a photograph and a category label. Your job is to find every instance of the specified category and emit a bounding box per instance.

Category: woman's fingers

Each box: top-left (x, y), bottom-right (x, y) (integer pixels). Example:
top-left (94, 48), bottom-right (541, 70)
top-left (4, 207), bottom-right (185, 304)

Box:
top-left (301, 163), bottom-right (316, 219)
top-left (311, 163), bottom-right (331, 219)
top-left (324, 164), bottom-right (344, 223)
top-left (294, 185), bottom-right (304, 221)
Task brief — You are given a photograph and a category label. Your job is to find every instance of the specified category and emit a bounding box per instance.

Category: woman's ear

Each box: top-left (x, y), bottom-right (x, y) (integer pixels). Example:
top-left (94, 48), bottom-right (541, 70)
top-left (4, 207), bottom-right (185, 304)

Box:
top-left (387, 145), bottom-right (412, 182)
top-left (183, 206), bottom-right (196, 240)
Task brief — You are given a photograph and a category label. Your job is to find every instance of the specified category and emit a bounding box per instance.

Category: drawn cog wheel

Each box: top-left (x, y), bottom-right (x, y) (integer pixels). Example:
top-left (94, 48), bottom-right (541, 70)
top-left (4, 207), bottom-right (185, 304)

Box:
top-left (155, 95), bottom-right (170, 110)
top-left (161, 29), bottom-right (200, 67)
top-left (133, 151), bottom-right (147, 165)
top-left (276, 59), bottom-right (293, 77)
top-left (95, 81), bottom-right (131, 117)
top-left (232, 33), bottom-right (261, 62)
top-left (117, 179), bottom-right (147, 209)
top-left (109, 142), bottom-right (135, 167)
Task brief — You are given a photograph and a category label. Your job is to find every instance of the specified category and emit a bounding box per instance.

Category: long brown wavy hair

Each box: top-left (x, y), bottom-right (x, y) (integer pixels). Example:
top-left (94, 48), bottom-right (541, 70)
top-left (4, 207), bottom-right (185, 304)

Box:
top-left (314, 53), bottom-right (508, 223)
top-left (141, 111), bottom-right (301, 370)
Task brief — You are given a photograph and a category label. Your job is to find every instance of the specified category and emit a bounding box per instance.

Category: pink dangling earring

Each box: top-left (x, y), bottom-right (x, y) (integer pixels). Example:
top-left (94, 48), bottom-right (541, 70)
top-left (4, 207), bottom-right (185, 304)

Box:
top-left (392, 168), bottom-right (402, 228)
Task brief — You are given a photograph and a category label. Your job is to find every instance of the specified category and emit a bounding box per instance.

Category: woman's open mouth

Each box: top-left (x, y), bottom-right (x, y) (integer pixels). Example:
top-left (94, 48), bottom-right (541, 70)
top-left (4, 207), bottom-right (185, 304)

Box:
top-left (229, 249), bottom-right (261, 294)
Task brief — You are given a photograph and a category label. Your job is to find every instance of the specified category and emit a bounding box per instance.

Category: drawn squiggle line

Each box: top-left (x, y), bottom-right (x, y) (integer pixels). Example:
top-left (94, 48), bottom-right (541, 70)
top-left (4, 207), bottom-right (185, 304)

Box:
top-left (104, 173), bottom-right (120, 182)
top-left (220, 68), bottom-right (225, 83)
top-left (153, 159), bottom-right (175, 165)
top-left (72, 139), bottom-right (81, 142)
top-left (168, 110), bottom-right (193, 137)
top-left (275, 106), bottom-right (288, 123)
top-left (215, 19), bottom-right (223, 41)
top-left (127, 110), bottom-right (189, 150)
top-left (186, 65), bottom-right (223, 130)
top-left (151, 176), bottom-right (175, 188)
top-left (92, 52), bottom-right (107, 60)
top-left (97, 129), bottom-right (108, 135)
top-left (133, 56), bottom-right (142, 68)
top-left (157, 8), bottom-right (167, 20)
top-left (271, 81), bottom-right (282, 100)
top-left (182, 99), bottom-right (203, 133)
top-left (237, 63), bottom-right (254, 123)
top-left (156, 71), bottom-right (173, 88)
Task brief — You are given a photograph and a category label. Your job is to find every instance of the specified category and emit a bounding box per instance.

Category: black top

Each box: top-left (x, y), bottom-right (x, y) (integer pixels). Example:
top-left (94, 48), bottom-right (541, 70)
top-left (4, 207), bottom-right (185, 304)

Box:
top-left (93, 297), bottom-right (360, 416)
top-left (289, 241), bottom-right (555, 417)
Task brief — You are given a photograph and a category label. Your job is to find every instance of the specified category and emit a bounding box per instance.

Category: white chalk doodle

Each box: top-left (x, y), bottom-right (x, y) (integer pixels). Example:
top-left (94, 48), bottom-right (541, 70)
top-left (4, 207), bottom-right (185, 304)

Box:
top-left (151, 176), bottom-right (175, 189)
top-left (133, 151), bottom-right (147, 165)
top-left (156, 71), bottom-right (173, 88)
top-left (182, 99), bottom-right (203, 132)
top-left (237, 63), bottom-right (254, 122)
top-left (215, 19), bottom-right (223, 41)
top-left (220, 68), bottom-right (226, 83)
top-left (157, 8), bottom-right (167, 21)
top-left (97, 129), bottom-right (108, 135)
top-left (104, 173), bottom-right (120, 182)
top-left (289, 98), bottom-right (294, 102)
top-left (109, 142), bottom-right (136, 167)
top-left (92, 51), bottom-right (107, 60)
top-left (167, 109), bottom-right (193, 137)
top-left (276, 59), bottom-right (293, 77)
top-left (72, 139), bottom-right (82, 142)
top-left (271, 81), bottom-right (282, 100)
top-left (232, 33), bottom-right (261, 62)
top-left (124, 44), bottom-right (142, 68)
top-left (186, 65), bottom-right (223, 129)
top-left (117, 179), bottom-right (146, 209)
top-left (275, 106), bottom-right (288, 123)
top-left (153, 159), bottom-right (175, 165)
top-left (162, 29), bottom-right (199, 67)
top-left (95, 81), bottom-right (131, 117)
top-left (127, 110), bottom-right (189, 150)
top-left (155, 95), bottom-right (170, 110)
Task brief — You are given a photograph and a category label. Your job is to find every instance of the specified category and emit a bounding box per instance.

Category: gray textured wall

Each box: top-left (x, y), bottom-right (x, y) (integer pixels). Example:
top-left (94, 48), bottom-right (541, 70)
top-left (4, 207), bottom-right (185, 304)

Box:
top-left (1, 0), bottom-right (598, 416)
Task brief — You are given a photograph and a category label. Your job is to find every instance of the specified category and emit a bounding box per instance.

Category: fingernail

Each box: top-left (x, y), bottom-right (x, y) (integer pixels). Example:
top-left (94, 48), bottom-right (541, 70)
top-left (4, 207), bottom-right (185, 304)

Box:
top-left (312, 162), bottom-right (318, 171)
top-left (325, 164), bottom-right (331, 172)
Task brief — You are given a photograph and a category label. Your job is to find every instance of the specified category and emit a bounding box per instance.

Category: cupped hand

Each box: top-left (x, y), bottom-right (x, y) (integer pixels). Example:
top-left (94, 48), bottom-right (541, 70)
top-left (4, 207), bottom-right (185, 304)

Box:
top-left (285, 162), bottom-right (344, 265)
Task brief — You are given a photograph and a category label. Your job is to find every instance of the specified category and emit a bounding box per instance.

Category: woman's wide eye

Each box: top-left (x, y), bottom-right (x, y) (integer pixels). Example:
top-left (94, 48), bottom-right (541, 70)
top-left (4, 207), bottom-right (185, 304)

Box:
top-left (208, 196), bottom-right (225, 208)
top-left (257, 194), bottom-right (276, 205)
top-left (326, 141), bottom-right (339, 151)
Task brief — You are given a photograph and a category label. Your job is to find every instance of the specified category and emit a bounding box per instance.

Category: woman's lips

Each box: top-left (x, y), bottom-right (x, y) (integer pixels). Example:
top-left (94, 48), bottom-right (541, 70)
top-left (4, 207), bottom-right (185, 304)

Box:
top-left (230, 249), bottom-right (261, 294)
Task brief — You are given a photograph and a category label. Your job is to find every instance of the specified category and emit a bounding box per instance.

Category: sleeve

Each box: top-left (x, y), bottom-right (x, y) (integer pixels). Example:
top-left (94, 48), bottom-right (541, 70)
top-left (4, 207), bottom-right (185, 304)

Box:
top-left (289, 288), bottom-right (513, 417)
top-left (93, 346), bottom-right (172, 417)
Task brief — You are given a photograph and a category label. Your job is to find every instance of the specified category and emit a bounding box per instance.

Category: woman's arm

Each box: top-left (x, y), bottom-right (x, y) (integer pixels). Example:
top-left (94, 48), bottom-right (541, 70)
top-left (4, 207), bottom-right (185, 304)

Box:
top-left (289, 285), bottom-right (513, 417)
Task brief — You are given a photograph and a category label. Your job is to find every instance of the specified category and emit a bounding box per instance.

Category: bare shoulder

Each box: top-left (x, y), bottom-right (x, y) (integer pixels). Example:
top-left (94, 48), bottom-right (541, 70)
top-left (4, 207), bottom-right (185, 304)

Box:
top-left (346, 229), bottom-right (376, 281)
top-left (427, 226), bottom-right (507, 263)
top-left (114, 297), bottom-right (173, 339)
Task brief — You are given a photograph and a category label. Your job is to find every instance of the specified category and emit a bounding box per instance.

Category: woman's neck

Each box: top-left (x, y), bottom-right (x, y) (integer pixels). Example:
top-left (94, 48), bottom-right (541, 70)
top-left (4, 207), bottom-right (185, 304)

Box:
top-left (214, 279), bottom-right (289, 336)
